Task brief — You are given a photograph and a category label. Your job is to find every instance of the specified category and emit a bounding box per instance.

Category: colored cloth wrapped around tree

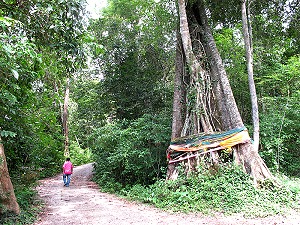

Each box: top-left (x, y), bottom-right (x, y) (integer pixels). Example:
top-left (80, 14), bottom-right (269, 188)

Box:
top-left (167, 126), bottom-right (251, 164)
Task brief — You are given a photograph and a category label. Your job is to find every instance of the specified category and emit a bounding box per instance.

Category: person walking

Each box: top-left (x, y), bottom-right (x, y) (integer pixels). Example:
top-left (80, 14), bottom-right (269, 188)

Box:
top-left (62, 157), bottom-right (73, 187)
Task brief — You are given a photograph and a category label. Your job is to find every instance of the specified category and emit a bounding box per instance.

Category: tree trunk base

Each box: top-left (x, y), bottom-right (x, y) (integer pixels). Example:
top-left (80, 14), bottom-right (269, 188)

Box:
top-left (166, 163), bottom-right (179, 180)
top-left (166, 142), bottom-right (273, 187)
top-left (0, 143), bottom-right (20, 215)
top-left (166, 153), bottom-right (219, 180)
top-left (233, 142), bottom-right (273, 186)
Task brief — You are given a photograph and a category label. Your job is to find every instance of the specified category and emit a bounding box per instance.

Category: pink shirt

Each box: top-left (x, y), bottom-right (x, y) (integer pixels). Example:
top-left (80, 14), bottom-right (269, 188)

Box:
top-left (63, 161), bottom-right (73, 175)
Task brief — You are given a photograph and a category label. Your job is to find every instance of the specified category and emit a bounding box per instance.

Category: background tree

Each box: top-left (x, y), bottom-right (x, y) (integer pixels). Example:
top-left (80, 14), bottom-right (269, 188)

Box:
top-left (197, 0), bottom-right (299, 175)
top-left (84, 0), bottom-right (177, 187)
top-left (88, 0), bottom-right (175, 121)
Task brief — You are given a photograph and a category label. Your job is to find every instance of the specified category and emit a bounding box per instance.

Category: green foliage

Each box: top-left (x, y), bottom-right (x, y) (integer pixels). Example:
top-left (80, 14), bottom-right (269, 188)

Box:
top-left (0, 17), bottom-right (41, 125)
top-left (120, 164), bottom-right (299, 217)
top-left (69, 78), bottom-right (107, 149)
top-left (259, 93), bottom-right (300, 175)
top-left (278, 174), bottom-right (300, 200)
top-left (0, 130), bottom-right (16, 138)
top-left (69, 141), bottom-right (93, 166)
top-left (0, 0), bottom-right (90, 185)
top-left (214, 25), bottom-right (300, 177)
top-left (257, 56), bottom-right (299, 175)
top-left (0, 16), bottom-right (63, 178)
top-left (89, 0), bottom-right (175, 120)
top-left (285, 1), bottom-right (300, 56)
top-left (207, 0), bottom-right (241, 26)
top-left (3, 95), bottom-right (65, 178)
top-left (90, 113), bottom-right (171, 191)
top-left (257, 56), bottom-right (300, 97)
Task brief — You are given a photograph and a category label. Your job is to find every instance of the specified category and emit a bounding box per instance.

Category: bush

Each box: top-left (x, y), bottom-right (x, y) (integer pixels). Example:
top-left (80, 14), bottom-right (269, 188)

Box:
top-left (69, 141), bottom-right (93, 166)
top-left (120, 163), bottom-right (299, 217)
top-left (89, 113), bottom-right (171, 191)
top-left (260, 94), bottom-right (300, 175)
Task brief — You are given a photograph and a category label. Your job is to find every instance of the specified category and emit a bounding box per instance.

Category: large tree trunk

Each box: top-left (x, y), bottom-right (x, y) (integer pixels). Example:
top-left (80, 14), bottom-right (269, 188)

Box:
top-left (197, 0), bottom-right (272, 183)
top-left (178, 0), bottom-right (213, 135)
top-left (241, 0), bottom-right (260, 152)
top-left (0, 137), bottom-right (20, 215)
top-left (168, 0), bottom-right (272, 184)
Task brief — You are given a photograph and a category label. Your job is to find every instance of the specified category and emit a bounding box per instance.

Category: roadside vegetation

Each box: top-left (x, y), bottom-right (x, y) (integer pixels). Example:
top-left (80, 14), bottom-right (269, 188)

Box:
top-left (119, 166), bottom-right (300, 217)
top-left (90, 115), bottom-right (300, 217)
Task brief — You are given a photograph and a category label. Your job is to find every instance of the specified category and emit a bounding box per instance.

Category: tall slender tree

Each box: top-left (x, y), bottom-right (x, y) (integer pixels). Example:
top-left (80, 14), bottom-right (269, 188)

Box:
top-left (241, 0), bottom-right (259, 152)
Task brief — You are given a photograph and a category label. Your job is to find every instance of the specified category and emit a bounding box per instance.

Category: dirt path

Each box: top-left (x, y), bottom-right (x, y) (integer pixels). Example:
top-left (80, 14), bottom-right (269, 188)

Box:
top-left (33, 163), bottom-right (300, 225)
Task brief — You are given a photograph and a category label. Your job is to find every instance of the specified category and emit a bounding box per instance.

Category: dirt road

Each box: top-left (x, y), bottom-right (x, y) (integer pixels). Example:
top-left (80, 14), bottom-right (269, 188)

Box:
top-left (33, 163), bottom-right (300, 225)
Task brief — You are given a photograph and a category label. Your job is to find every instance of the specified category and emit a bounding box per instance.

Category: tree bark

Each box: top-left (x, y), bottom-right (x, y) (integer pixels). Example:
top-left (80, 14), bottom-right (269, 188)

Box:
top-left (241, 0), bottom-right (260, 152)
top-left (195, 1), bottom-right (243, 130)
top-left (171, 30), bottom-right (185, 139)
top-left (0, 137), bottom-right (20, 215)
top-left (178, 0), bottom-right (213, 135)
top-left (168, 0), bottom-right (215, 180)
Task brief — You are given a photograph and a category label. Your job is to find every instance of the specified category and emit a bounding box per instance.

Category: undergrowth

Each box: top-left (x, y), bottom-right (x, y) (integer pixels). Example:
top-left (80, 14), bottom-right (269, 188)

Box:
top-left (69, 141), bottom-right (94, 166)
top-left (0, 184), bottom-right (43, 225)
top-left (118, 163), bottom-right (300, 218)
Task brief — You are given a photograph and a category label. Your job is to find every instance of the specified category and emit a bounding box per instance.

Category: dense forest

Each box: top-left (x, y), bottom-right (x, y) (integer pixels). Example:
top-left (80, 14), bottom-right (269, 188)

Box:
top-left (0, 0), bottom-right (299, 223)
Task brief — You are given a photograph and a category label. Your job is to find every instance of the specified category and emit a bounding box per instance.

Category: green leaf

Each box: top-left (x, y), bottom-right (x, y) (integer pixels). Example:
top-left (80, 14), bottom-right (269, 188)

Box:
top-left (0, 16), bottom-right (13, 26)
top-left (1, 90), bottom-right (18, 104)
top-left (11, 69), bottom-right (19, 79)
top-left (0, 130), bottom-right (17, 138)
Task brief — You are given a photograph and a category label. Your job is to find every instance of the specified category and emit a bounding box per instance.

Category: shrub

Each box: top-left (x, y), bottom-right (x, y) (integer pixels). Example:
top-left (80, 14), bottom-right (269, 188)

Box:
top-left (260, 94), bottom-right (300, 175)
top-left (89, 113), bottom-right (171, 191)
top-left (120, 163), bottom-right (299, 217)
top-left (69, 141), bottom-right (93, 166)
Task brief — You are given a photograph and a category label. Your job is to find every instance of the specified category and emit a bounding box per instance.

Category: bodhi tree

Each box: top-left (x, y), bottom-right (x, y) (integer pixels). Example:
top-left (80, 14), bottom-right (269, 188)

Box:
top-left (168, 0), bottom-right (272, 184)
